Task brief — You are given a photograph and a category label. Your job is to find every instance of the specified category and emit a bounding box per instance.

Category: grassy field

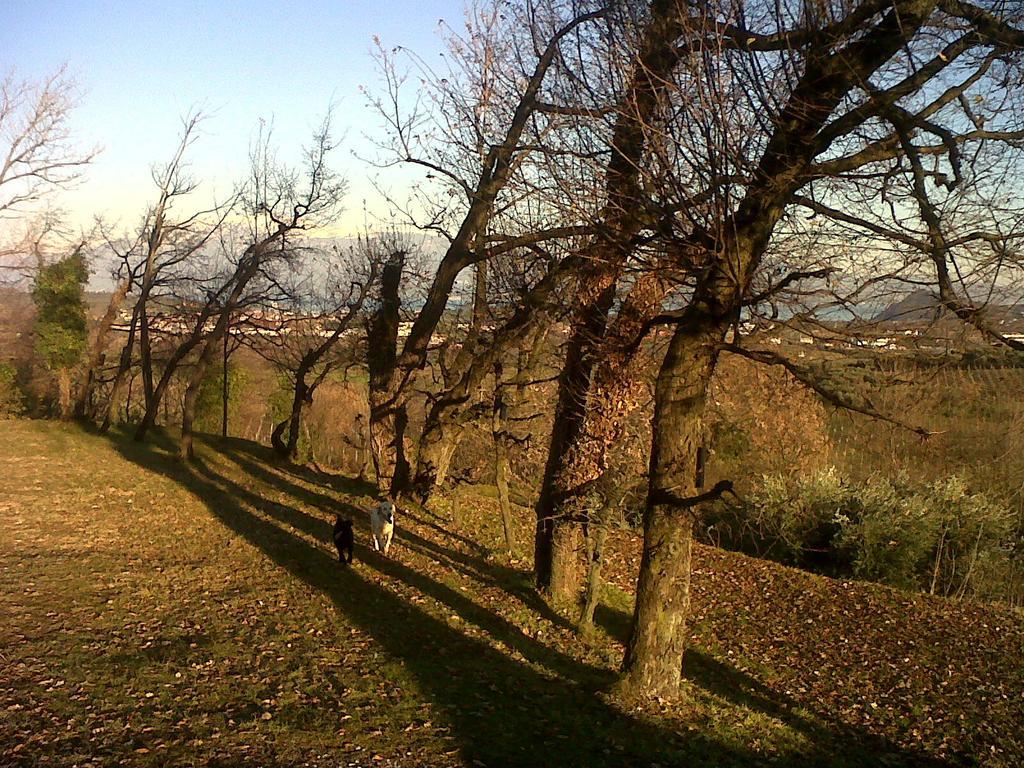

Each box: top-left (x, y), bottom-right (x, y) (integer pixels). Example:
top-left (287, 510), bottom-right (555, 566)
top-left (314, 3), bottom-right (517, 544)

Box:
top-left (1, 421), bottom-right (1022, 767)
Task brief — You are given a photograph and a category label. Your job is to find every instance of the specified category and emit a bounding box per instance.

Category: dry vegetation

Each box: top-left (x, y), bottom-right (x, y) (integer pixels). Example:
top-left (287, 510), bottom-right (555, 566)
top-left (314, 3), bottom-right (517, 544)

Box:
top-left (4, 2), bottom-right (1024, 757)
top-left (1, 420), bottom-right (1021, 767)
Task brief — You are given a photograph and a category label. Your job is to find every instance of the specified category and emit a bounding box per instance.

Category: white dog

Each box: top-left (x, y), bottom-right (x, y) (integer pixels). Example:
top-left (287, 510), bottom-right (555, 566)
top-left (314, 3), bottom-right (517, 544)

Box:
top-left (369, 500), bottom-right (396, 556)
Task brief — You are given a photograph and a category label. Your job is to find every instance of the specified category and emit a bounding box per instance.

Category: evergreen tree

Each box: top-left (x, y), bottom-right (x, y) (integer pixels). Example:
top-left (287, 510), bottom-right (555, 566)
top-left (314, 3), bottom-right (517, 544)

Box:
top-left (32, 251), bottom-right (89, 417)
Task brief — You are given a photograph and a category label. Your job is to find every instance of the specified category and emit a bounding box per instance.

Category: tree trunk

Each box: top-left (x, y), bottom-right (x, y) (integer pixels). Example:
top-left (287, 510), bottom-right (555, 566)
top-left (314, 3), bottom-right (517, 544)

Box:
top-left (135, 306), bottom-right (217, 442)
top-left (269, 386), bottom-right (309, 460)
top-left (369, 406), bottom-right (396, 495)
top-left (56, 367), bottom-right (73, 420)
top-left (270, 296), bottom-right (366, 461)
top-left (535, 277), bottom-right (616, 599)
top-left (410, 258), bottom-right (490, 502)
top-left (101, 300), bottom-right (142, 433)
top-left (414, 413), bottom-right (467, 502)
top-left (492, 360), bottom-right (515, 558)
top-left (536, 272), bottom-right (667, 602)
top-left (179, 253), bottom-right (269, 457)
top-left (369, 401), bottom-right (411, 496)
top-left (579, 519), bottom-right (609, 634)
top-left (366, 248), bottom-right (406, 496)
top-left (434, 435), bottom-right (460, 489)
top-left (621, 512), bottom-right (695, 698)
top-left (125, 373), bottom-right (134, 424)
top-left (285, 391), bottom-right (306, 457)
top-left (139, 303), bottom-right (155, 414)
top-left (75, 276), bottom-right (130, 421)
top-left (272, 365), bottom-right (310, 460)
top-left (534, 0), bottom-right (689, 598)
top-left (612, 35), bottom-right (871, 683)
top-left (619, 318), bottom-right (723, 700)
top-left (180, 305), bottom-right (242, 459)
top-left (180, 370), bottom-right (202, 459)
top-left (270, 415), bottom-right (290, 456)
top-left (138, 235), bottom-right (280, 447)
top-left (355, 414), bottom-right (372, 481)
top-left (135, 367), bottom-right (176, 441)
top-left (496, 437), bottom-right (515, 558)
top-left (282, 379), bottom-right (315, 460)
top-left (100, 369), bottom-right (126, 433)
top-left (548, 523), bottom-right (583, 604)
top-left (221, 329), bottom-right (229, 438)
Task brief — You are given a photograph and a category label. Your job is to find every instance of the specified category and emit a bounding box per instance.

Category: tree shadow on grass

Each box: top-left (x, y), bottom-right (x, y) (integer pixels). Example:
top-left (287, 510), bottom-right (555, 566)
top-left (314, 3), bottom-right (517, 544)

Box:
top-left (219, 443), bottom-right (578, 635)
top-left (224, 438), bottom-right (493, 558)
top-left (594, 601), bottom-right (952, 767)
top-left (109, 432), bottom-right (947, 767)
top-left (196, 452), bottom-right (601, 687)
top-left (401, 502), bottom-right (492, 559)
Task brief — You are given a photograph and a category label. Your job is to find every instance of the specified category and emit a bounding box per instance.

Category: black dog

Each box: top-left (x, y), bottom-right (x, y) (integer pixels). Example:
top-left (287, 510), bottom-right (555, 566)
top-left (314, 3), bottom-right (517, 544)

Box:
top-left (332, 516), bottom-right (354, 565)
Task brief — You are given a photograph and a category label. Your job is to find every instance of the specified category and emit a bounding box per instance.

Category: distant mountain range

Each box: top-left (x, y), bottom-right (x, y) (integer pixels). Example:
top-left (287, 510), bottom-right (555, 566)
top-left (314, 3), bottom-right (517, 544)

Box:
top-left (872, 290), bottom-right (943, 322)
top-left (873, 289), bottom-right (1024, 325)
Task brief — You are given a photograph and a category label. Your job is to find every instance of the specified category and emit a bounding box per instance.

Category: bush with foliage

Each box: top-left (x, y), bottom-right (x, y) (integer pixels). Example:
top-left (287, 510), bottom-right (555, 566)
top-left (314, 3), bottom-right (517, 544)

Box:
top-left (194, 363), bottom-right (249, 435)
top-left (0, 363), bottom-right (24, 418)
top-left (704, 468), bottom-right (1020, 604)
top-left (704, 467), bottom-right (849, 567)
top-left (835, 475), bottom-right (1017, 600)
top-left (31, 252), bottom-right (89, 417)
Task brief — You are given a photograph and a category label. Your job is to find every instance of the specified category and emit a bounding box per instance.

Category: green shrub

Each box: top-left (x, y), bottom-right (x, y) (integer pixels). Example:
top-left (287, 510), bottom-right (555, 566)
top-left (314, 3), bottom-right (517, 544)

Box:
top-left (194, 363), bottom-right (249, 434)
top-left (32, 253), bottom-right (88, 369)
top-left (705, 467), bottom-right (849, 566)
top-left (0, 363), bottom-right (24, 418)
top-left (832, 481), bottom-right (935, 591)
top-left (836, 475), bottom-right (1016, 599)
top-left (31, 252), bottom-right (88, 416)
top-left (706, 468), bottom-right (1020, 603)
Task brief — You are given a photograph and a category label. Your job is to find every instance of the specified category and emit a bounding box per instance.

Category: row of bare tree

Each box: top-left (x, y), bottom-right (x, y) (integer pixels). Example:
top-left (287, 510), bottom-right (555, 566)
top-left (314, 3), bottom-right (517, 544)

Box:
top-left (6, 0), bottom-right (1024, 701)
top-left (355, 0), bottom-right (1024, 698)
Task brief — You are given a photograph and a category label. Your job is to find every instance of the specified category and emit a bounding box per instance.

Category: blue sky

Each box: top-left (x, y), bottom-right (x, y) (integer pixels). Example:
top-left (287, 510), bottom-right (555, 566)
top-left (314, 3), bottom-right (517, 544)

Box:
top-left (1, 0), bottom-right (464, 235)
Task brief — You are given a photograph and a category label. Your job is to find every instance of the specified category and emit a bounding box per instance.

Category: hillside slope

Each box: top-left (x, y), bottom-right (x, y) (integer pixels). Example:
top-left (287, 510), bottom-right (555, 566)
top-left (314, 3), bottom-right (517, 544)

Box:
top-left (0, 421), bottom-right (1020, 767)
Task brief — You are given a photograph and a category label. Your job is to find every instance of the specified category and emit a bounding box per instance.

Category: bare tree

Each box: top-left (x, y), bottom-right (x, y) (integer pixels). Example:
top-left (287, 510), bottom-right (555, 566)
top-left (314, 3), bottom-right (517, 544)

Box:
top-left (250, 243), bottom-right (379, 459)
top-left (420, 0), bottom-right (1024, 702)
top-left (364, 235), bottom-right (412, 493)
top-left (364, 1), bottom-right (609, 497)
top-left (0, 68), bottom-right (97, 298)
top-left (79, 115), bottom-right (218, 424)
top-left (606, 0), bottom-right (1024, 700)
top-left (171, 116), bottom-right (347, 459)
top-left (0, 67), bottom-right (97, 220)
top-left (528, 0), bottom-right (698, 601)
top-left (410, 233), bottom-right (570, 503)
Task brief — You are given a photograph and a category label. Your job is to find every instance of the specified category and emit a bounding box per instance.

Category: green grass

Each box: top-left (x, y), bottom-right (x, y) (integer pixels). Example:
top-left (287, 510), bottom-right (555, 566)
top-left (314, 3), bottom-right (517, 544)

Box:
top-left (1, 420), bottom-right (1021, 766)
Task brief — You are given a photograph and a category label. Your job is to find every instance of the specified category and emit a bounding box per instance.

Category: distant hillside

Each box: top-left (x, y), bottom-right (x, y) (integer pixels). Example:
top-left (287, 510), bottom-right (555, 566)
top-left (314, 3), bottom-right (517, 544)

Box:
top-left (872, 290), bottom-right (941, 323)
top-left (874, 289), bottom-right (1024, 328)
